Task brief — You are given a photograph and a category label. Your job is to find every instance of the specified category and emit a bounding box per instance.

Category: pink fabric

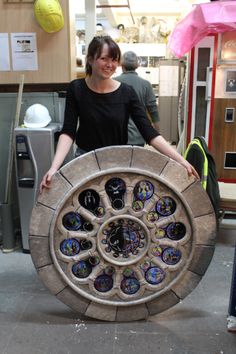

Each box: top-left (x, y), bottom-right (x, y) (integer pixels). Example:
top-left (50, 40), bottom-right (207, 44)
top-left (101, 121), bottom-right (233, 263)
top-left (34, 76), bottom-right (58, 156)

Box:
top-left (168, 1), bottom-right (236, 58)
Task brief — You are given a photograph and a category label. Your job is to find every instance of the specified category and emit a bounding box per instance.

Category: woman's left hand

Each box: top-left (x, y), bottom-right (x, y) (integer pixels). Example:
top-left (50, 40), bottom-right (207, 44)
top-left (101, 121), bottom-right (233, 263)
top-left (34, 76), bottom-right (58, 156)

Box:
top-left (150, 135), bottom-right (200, 180)
top-left (179, 159), bottom-right (199, 179)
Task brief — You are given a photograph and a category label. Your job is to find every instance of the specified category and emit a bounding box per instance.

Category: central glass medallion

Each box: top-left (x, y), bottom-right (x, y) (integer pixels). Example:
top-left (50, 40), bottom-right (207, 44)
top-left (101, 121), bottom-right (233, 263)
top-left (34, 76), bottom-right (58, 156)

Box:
top-left (97, 215), bottom-right (149, 266)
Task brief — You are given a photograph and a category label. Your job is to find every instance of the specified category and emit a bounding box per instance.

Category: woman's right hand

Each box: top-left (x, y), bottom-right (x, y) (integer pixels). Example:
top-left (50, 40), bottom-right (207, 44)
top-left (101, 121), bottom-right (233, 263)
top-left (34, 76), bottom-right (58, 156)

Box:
top-left (39, 133), bottom-right (74, 194)
top-left (39, 167), bottom-right (57, 194)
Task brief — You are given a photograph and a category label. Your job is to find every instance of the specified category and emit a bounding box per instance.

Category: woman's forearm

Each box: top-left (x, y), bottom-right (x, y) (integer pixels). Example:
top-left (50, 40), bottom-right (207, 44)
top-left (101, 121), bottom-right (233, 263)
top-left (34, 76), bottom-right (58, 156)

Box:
top-left (40, 133), bottom-right (74, 193)
top-left (150, 135), bottom-right (199, 178)
top-left (51, 133), bottom-right (74, 171)
top-left (150, 135), bottom-right (183, 162)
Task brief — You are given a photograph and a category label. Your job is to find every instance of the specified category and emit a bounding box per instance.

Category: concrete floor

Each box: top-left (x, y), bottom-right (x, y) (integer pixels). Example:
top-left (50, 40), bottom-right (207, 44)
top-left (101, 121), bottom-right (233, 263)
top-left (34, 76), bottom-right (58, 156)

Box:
top-left (0, 228), bottom-right (236, 354)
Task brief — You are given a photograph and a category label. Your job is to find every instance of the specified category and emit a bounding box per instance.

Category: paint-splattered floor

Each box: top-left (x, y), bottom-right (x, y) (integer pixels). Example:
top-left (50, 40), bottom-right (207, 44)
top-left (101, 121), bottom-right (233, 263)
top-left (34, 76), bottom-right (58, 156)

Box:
top-left (0, 228), bottom-right (236, 354)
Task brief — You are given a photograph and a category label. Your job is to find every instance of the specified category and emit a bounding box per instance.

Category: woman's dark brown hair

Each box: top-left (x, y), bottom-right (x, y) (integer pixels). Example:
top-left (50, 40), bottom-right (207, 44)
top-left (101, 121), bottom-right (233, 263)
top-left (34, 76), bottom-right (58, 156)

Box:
top-left (85, 36), bottom-right (121, 76)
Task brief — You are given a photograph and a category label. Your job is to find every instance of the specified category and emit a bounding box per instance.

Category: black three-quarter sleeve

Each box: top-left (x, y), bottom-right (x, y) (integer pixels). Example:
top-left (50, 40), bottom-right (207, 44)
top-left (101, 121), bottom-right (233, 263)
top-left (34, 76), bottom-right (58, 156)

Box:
top-left (127, 86), bottom-right (159, 143)
top-left (60, 80), bottom-right (80, 141)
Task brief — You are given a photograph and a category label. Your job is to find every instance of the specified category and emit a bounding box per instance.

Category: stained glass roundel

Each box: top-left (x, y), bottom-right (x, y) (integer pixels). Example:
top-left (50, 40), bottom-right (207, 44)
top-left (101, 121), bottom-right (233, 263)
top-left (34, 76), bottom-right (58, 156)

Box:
top-left (29, 146), bottom-right (217, 322)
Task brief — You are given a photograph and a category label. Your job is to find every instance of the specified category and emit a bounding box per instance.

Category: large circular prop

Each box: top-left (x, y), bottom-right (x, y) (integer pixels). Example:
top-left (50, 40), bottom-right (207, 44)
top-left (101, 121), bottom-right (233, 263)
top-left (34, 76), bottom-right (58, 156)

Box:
top-left (29, 146), bottom-right (217, 321)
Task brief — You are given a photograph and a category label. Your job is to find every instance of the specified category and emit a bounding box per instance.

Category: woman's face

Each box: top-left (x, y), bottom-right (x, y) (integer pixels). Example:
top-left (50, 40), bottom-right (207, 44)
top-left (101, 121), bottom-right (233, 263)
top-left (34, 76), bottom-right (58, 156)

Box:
top-left (90, 43), bottom-right (119, 79)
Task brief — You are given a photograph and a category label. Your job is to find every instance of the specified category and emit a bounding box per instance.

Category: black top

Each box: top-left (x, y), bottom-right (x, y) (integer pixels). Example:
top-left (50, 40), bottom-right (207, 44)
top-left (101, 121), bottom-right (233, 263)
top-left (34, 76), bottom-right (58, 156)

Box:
top-left (61, 79), bottom-right (159, 152)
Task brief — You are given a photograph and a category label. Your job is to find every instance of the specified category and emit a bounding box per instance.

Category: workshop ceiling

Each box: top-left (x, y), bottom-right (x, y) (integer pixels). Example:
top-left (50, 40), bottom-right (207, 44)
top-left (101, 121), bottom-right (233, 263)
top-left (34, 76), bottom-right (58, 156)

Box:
top-left (76, 0), bottom-right (211, 26)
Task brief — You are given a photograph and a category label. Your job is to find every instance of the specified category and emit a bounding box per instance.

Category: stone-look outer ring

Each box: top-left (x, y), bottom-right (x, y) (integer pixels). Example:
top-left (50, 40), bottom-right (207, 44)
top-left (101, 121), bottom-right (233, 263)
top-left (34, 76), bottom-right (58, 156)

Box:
top-left (48, 167), bottom-right (193, 306)
top-left (29, 146), bottom-right (217, 322)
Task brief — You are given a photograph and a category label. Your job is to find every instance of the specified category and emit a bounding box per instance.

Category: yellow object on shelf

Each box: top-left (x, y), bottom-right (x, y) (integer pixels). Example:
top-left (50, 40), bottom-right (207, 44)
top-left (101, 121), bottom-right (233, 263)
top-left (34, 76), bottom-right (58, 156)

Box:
top-left (34, 0), bottom-right (64, 34)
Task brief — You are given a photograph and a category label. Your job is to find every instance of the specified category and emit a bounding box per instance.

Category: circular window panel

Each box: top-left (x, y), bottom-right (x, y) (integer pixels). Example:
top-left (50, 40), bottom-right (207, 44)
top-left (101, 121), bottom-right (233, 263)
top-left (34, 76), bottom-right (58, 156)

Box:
top-left (29, 146), bottom-right (217, 322)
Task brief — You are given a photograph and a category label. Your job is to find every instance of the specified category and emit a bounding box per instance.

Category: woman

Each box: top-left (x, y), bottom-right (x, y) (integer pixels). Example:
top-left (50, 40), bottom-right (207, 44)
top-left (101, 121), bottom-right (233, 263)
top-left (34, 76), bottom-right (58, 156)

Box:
top-left (40, 36), bottom-right (197, 192)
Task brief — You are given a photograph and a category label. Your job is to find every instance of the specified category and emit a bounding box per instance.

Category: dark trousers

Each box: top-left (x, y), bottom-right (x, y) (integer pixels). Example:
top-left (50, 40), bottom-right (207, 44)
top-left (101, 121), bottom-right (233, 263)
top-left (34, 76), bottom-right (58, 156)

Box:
top-left (228, 244), bottom-right (236, 316)
top-left (75, 147), bottom-right (87, 158)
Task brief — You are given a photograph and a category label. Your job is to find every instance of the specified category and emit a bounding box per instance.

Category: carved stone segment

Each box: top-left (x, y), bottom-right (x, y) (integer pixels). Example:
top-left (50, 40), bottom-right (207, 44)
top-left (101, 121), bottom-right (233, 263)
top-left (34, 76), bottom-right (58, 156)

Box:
top-left (131, 147), bottom-right (169, 175)
top-left (85, 302), bottom-right (117, 322)
top-left (161, 160), bottom-right (196, 192)
top-left (95, 146), bottom-right (133, 170)
top-left (38, 264), bottom-right (67, 295)
top-left (29, 203), bottom-right (54, 236)
top-left (171, 270), bottom-right (202, 299)
top-left (57, 287), bottom-right (90, 314)
top-left (37, 171), bottom-right (72, 209)
top-left (182, 182), bottom-right (214, 217)
top-left (147, 290), bottom-right (180, 315)
top-left (116, 303), bottom-right (149, 321)
top-left (194, 213), bottom-right (217, 246)
top-left (60, 152), bottom-right (100, 186)
top-left (29, 236), bottom-right (52, 269)
top-left (188, 245), bottom-right (215, 276)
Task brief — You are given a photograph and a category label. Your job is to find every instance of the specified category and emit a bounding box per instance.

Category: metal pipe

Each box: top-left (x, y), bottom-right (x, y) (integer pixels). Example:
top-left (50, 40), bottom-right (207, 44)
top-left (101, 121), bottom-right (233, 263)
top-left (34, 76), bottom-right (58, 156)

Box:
top-left (96, 0), bottom-right (135, 24)
top-left (127, 0), bottom-right (135, 25)
top-left (96, 5), bottom-right (129, 8)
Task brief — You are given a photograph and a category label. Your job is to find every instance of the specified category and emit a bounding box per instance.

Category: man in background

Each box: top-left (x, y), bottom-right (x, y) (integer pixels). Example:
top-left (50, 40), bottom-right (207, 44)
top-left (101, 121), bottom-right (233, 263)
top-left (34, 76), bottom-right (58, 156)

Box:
top-left (115, 51), bottom-right (160, 146)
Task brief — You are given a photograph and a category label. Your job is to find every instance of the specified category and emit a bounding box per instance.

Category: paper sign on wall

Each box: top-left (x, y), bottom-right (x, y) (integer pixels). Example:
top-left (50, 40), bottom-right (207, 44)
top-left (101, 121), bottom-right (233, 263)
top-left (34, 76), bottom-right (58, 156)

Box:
top-left (0, 33), bottom-right (10, 71)
top-left (11, 33), bottom-right (38, 71)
